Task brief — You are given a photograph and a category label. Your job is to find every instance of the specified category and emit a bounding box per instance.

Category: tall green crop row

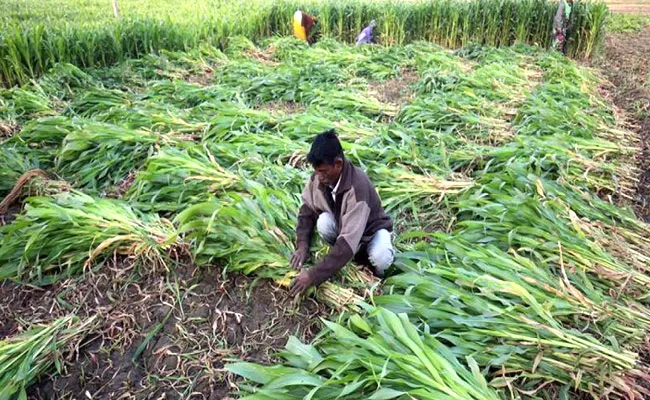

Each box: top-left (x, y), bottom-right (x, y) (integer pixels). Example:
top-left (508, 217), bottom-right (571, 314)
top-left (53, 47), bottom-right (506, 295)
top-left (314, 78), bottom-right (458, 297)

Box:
top-left (268, 0), bottom-right (562, 48)
top-left (0, 0), bottom-right (608, 87)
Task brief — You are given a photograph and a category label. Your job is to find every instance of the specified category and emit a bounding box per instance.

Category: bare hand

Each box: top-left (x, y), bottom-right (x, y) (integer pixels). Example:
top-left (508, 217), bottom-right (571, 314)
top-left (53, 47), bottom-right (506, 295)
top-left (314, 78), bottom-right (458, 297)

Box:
top-left (290, 270), bottom-right (313, 296)
top-left (290, 246), bottom-right (309, 269)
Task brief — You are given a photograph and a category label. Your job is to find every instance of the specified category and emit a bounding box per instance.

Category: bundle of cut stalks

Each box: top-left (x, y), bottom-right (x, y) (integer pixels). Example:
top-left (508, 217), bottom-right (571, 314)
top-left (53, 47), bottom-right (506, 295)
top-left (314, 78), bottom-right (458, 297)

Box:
top-left (0, 190), bottom-right (180, 284)
top-left (127, 145), bottom-right (239, 212)
top-left (0, 315), bottom-right (97, 400)
top-left (227, 307), bottom-right (502, 399)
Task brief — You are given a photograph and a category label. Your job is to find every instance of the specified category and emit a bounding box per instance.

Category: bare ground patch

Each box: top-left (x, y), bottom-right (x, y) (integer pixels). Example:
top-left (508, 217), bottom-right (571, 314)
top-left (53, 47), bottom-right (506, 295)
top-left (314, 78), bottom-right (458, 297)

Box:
top-left (0, 120), bottom-right (19, 138)
top-left (0, 258), bottom-right (324, 399)
top-left (258, 100), bottom-right (306, 115)
top-left (591, 27), bottom-right (650, 221)
top-left (0, 204), bottom-right (20, 226)
top-left (368, 69), bottom-right (419, 105)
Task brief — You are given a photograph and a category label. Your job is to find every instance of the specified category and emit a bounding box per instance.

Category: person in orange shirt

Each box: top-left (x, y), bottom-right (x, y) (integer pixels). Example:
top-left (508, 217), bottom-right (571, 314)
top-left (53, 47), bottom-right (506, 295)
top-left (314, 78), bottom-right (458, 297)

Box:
top-left (293, 10), bottom-right (317, 43)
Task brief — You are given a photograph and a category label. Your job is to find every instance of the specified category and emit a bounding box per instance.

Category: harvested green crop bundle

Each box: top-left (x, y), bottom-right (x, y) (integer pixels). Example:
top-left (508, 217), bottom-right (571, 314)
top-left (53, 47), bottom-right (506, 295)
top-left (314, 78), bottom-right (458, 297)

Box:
top-left (379, 252), bottom-right (641, 397)
top-left (65, 87), bottom-right (133, 118)
top-left (5, 116), bottom-right (78, 167)
top-left (55, 121), bottom-right (189, 191)
top-left (197, 102), bottom-right (278, 142)
top-left (228, 307), bottom-right (501, 400)
top-left (264, 37), bottom-right (408, 80)
top-left (419, 49), bottom-right (539, 105)
top-left (277, 108), bottom-right (378, 143)
top-left (176, 188), bottom-right (299, 278)
top-left (216, 132), bottom-right (308, 166)
top-left (0, 146), bottom-right (43, 198)
top-left (397, 92), bottom-right (509, 143)
top-left (303, 87), bottom-right (398, 117)
top-left (0, 190), bottom-right (180, 285)
top-left (0, 315), bottom-right (97, 400)
top-left (37, 63), bottom-right (97, 100)
top-left (370, 164), bottom-right (473, 220)
top-left (72, 97), bottom-right (207, 136)
top-left (128, 145), bottom-right (240, 212)
top-left (0, 87), bottom-right (55, 120)
top-left (147, 80), bottom-right (238, 108)
top-left (234, 162), bottom-right (309, 195)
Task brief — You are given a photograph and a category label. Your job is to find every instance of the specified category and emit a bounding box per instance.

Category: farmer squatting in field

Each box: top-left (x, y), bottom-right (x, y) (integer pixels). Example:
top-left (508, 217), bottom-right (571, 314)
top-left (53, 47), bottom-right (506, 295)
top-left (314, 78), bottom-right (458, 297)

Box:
top-left (289, 130), bottom-right (395, 295)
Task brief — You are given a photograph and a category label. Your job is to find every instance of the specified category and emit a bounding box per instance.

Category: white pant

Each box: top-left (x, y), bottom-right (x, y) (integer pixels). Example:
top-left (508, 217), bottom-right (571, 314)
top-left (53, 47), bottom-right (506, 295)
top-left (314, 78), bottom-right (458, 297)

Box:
top-left (316, 212), bottom-right (394, 276)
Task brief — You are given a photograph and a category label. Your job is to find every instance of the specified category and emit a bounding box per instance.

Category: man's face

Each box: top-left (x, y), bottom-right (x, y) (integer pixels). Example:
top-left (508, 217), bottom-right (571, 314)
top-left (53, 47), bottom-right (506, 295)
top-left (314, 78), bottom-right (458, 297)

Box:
top-left (314, 158), bottom-right (343, 186)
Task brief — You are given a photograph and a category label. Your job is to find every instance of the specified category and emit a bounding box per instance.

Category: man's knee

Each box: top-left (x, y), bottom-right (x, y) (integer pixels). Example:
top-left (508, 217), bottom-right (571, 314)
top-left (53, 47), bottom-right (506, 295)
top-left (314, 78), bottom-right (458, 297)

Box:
top-left (369, 247), bottom-right (394, 276)
top-left (368, 230), bottom-right (394, 277)
top-left (316, 212), bottom-right (337, 245)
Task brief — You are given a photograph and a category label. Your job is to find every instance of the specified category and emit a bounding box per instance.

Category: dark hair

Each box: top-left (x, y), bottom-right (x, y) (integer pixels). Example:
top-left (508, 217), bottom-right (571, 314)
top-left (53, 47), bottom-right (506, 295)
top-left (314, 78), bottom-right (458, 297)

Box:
top-left (307, 129), bottom-right (344, 166)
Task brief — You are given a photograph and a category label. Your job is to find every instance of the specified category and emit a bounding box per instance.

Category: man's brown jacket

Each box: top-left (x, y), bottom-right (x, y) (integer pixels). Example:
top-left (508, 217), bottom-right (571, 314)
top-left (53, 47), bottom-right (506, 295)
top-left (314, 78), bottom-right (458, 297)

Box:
top-left (295, 159), bottom-right (393, 285)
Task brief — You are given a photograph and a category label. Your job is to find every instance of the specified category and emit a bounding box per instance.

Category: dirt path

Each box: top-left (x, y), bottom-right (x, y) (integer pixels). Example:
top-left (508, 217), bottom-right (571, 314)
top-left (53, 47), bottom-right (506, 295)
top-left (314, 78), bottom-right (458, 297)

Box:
top-left (607, 4), bottom-right (650, 14)
top-left (592, 28), bottom-right (650, 220)
top-left (604, 0), bottom-right (650, 14)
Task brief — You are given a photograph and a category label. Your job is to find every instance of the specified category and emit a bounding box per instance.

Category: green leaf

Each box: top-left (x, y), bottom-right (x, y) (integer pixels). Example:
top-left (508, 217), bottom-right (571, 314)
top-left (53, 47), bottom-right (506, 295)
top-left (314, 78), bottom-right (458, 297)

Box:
top-left (368, 387), bottom-right (406, 399)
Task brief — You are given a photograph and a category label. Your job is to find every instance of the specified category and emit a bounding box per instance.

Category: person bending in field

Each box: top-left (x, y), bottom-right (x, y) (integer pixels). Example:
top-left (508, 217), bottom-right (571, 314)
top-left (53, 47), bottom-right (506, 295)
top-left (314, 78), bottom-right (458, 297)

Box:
top-left (289, 129), bottom-right (394, 296)
top-left (293, 10), bottom-right (317, 44)
top-left (355, 20), bottom-right (376, 46)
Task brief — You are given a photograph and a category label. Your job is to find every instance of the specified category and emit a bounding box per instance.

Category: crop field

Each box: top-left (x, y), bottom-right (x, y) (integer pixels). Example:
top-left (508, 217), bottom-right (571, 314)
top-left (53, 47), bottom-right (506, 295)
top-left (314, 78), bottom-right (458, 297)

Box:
top-left (1, 32), bottom-right (650, 398)
top-left (1, 0), bottom-right (650, 399)
top-left (0, 0), bottom-right (610, 87)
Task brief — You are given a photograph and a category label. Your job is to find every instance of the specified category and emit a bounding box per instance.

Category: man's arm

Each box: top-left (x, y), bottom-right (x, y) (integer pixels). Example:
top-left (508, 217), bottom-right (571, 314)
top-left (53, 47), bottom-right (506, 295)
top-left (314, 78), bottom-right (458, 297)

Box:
top-left (295, 181), bottom-right (318, 250)
top-left (291, 179), bottom-right (318, 270)
top-left (307, 199), bottom-right (370, 286)
top-left (291, 203), bottom-right (317, 270)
